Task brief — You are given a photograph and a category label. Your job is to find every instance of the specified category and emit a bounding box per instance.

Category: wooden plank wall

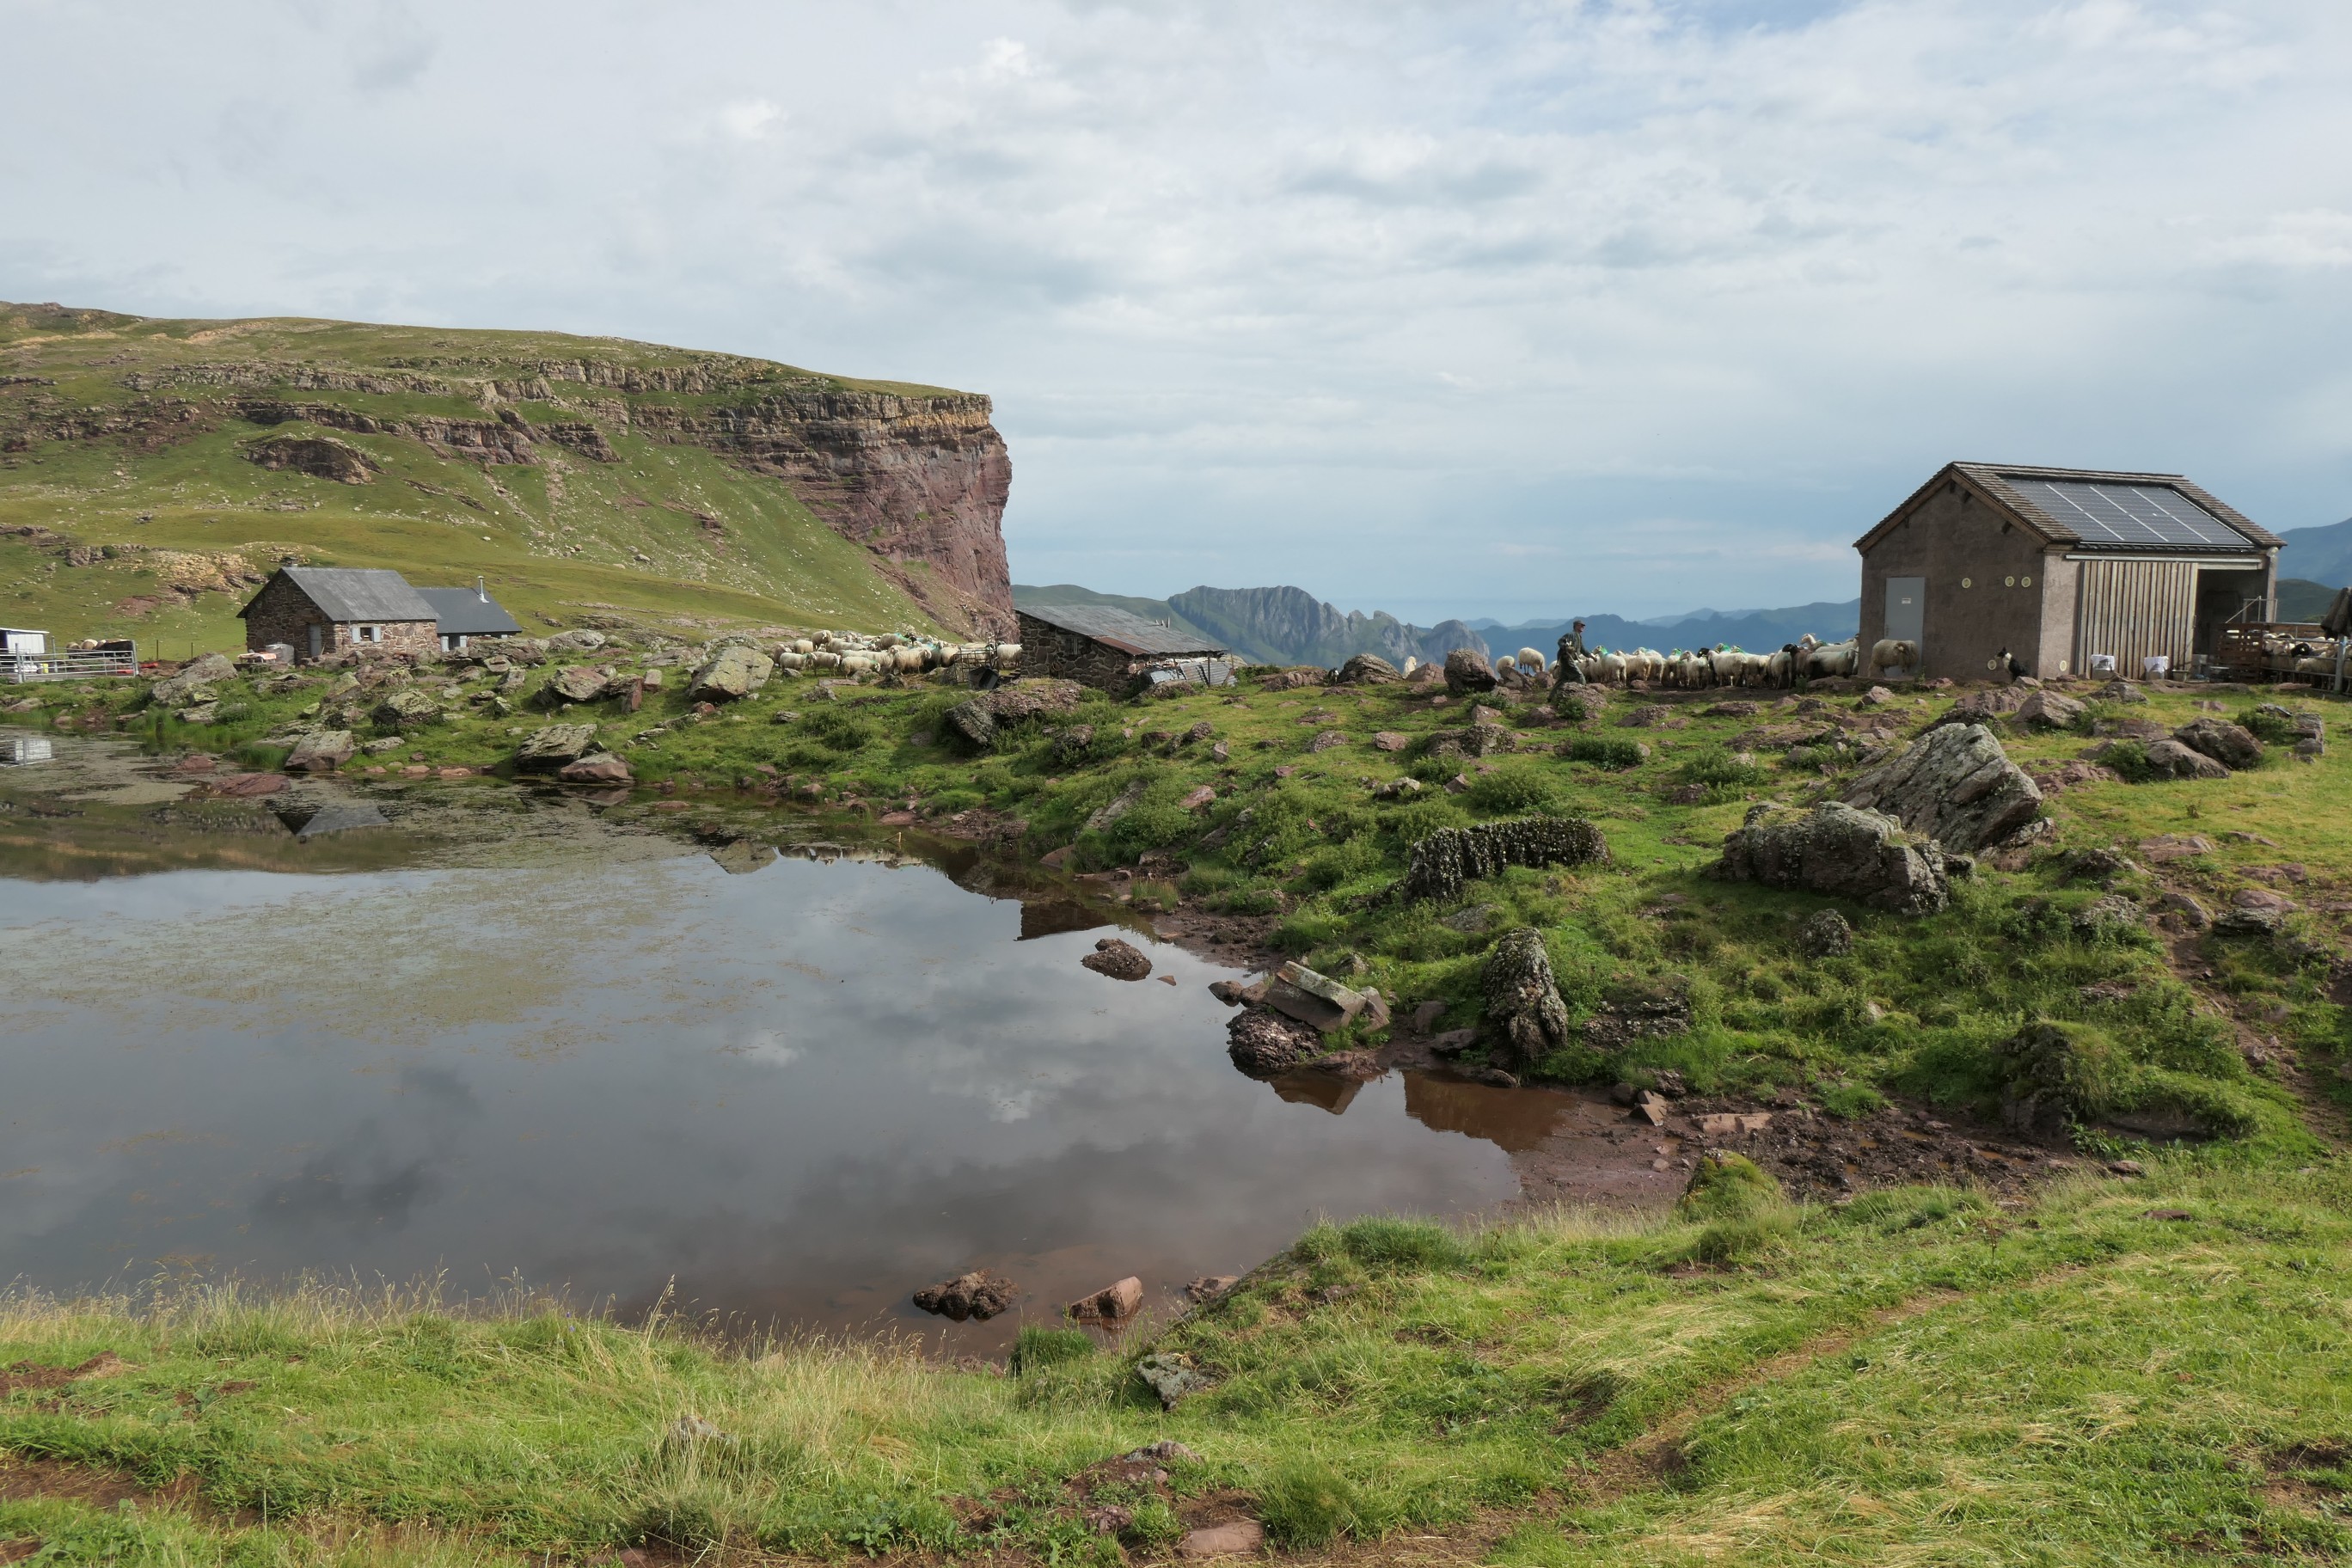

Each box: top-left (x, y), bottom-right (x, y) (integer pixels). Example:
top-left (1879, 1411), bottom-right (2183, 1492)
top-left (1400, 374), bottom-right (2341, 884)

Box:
top-left (2074, 559), bottom-right (2196, 676)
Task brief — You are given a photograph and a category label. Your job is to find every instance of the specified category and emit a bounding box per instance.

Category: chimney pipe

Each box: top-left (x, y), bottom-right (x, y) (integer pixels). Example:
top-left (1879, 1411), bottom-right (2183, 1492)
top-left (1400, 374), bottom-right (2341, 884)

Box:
top-left (477, 575), bottom-right (487, 603)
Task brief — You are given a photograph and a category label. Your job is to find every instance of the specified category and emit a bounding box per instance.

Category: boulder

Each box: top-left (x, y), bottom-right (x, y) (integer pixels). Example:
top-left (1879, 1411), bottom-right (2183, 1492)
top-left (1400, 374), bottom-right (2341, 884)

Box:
top-left (1335, 652), bottom-right (1401, 684)
top-left (1226, 1008), bottom-right (1322, 1076)
top-left (1712, 800), bottom-right (1950, 915)
top-left (911, 1271), bottom-right (1018, 1321)
top-left (514, 723), bottom-right (600, 772)
top-left (1136, 1352), bottom-right (1212, 1410)
top-left (1841, 723), bottom-right (2042, 854)
top-left (1443, 648), bottom-right (1498, 695)
top-left (2072, 893), bottom-right (2147, 939)
top-left (2016, 689), bottom-right (2086, 730)
top-left (543, 665), bottom-right (608, 705)
top-left (1481, 928), bottom-right (1571, 1073)
top-left (1064, 1276), bottom-right (1144, 1324)
top-left (1263, 961), bottom-right (1383, 1032)
top-left (983, 678), bottom-right (1083, 723)
top-left (546, 628), bottom-right (608, 652)
top-left (689, 645), bottom-right (774, 701)
top-left (1371, 731), bottom-right (1412, 752)
top-left (556, 752), bottom-right (633, 784)
top-left (1795, 908), bottom-right (1854, 959)
top-left (282, 730), bottom-right (354, 773)
top-left (151, 652), bottom-right (236, 707)
top-left (2173, 718), bottom-right (2263, 771)
top-left (2097, 679), bottom-right (2148, 703)
top-left (1175, 1522), bottom-right (1264, 1559)
top-left (1307, 729), bottom-right (1348, 752)
top-left (943, 700), bottom-right (997, 751)
top-left (1081, 937), bottom-right (1153, 981)
top-left (371, 688), bottom-right (444, 729)
top-left (1403, 816), bottom-right (1609, 903)
top-left (2135, 738), bottom-right (2230, 781)
top-left (1050, 723), bottom-right (1095, 765)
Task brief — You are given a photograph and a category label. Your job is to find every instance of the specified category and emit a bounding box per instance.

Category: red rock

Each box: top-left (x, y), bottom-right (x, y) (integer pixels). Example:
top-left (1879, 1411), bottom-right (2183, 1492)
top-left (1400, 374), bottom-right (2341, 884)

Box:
top-left (877, 810), bottom-right (916, 825)
top-left (211, 772), bottom-right (290, 798)
top-left (557, 752), bottom-right (634, 784)
top-left (1179, 786), bottom-right (1215, 810)
top-left (1177, 1522), bottom-right (1265, 1559)
top-left (1066, 1275), bottom-right (1144, 1324)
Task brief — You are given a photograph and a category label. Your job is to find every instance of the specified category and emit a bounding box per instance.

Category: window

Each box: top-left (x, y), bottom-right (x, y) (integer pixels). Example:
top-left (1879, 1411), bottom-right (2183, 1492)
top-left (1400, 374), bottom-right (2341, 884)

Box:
top-left (441, 633), bottom-right (466, 652)
top-left (357, 625), bottom-right (382, 644)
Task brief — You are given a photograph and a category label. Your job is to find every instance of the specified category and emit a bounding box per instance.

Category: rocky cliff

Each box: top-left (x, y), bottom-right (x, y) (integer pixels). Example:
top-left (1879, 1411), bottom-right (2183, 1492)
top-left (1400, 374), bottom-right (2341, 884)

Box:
top-left (0, 302), bottom-right (1014, 639)
top-left (1166, 585), bottom-right (1487, 668)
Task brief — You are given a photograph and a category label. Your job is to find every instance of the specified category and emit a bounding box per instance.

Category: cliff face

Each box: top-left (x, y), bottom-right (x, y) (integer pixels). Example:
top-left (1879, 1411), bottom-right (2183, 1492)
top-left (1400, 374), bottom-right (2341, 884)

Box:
top-left (1167, 585), bottom-right (1487, 668)
top-left (0, 303), bottom-right (1014, 638)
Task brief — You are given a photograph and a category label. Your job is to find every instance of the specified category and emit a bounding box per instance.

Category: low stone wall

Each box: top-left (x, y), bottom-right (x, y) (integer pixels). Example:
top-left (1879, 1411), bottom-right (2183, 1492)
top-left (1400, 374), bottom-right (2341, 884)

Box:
top-left (1404, 817), bottom-right (1609, 903)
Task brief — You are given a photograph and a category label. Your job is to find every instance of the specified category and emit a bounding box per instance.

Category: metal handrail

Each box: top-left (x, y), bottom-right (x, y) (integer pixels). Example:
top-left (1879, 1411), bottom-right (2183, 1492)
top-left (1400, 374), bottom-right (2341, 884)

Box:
top-left (4, 649), bottom-right (141, 683)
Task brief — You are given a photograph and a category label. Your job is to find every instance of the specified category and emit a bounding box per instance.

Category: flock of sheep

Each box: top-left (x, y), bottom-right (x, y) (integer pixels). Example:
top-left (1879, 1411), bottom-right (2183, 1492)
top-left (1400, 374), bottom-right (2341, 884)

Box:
top-left (769, 630), bottom-right (1021, 678)
top-left (1479, 634), bottom-right (1921, 689)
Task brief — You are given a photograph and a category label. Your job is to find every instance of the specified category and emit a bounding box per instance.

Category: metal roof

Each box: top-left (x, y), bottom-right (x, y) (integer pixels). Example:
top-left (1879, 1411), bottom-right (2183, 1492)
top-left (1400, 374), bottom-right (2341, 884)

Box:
top-left (1016, 603), bottom-right (1227, 657)
top-left (415, 586), bottom-right (524, 637)
top-left (248, 567), bottom-right (438, 622)
top-left (1856, 462), bottom-right (2279, 556)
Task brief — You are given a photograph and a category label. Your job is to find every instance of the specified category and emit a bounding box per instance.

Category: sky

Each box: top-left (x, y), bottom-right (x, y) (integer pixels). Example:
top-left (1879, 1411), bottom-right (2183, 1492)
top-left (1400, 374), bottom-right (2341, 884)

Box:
top-left (3, 0), bottom-right (2349, 622)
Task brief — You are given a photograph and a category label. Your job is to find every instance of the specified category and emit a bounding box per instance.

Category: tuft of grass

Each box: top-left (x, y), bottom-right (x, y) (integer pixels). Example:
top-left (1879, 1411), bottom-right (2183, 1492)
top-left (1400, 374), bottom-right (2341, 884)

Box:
top-left (1009, 1324), bottom-right (1095, 1375)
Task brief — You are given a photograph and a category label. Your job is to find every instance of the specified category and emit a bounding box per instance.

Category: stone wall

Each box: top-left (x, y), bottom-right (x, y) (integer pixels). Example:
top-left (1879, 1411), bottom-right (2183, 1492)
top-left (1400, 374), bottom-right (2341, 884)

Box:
top-left (1018, 611), bottom-right (1146, 693)
top-left (242, 576), bottom-right (435, 662)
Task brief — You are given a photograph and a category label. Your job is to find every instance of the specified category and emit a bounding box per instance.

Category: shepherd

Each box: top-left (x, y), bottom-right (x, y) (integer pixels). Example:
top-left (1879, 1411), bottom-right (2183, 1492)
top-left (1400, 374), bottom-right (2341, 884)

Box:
top-left (1553, 619), bottom-right (1589, 686)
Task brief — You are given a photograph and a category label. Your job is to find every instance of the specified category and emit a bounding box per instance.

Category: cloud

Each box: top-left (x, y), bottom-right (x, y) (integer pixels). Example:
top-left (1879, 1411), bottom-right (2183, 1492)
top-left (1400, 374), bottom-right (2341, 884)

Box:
top-left (3, 1), bottom-right (2350, 618)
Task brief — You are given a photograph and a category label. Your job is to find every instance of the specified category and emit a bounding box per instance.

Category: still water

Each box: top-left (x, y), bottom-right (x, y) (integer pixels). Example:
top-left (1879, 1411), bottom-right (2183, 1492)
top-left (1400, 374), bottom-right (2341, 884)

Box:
top-left (0, 733), bottom-right (1553, 1350)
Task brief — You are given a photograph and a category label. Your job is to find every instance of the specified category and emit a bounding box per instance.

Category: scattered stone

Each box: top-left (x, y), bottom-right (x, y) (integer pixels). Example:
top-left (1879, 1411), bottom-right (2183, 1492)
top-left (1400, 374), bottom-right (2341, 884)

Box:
top-left (544, 665), bottom-right (607, 705)
top-left (1841, 723), bottom-right (2042, 854)
top-left (2124, 738), bottom-right (2230, 781)
top-left (2072, 893), bottom-right (2147, 939)
top-left (1631, 1090), bottom-right (1670, 1126)
top-left (283, 730), bottom-right (354, 773)
top-left (944, 700), bottom-right (997, 751)
top-left (1065, 1276), bottom-right (1144, 1324)
top-left (1335, 652), bottom-right (1401, 684)
top-left (1207, 978), bottom-right (1265, 1007)
top-left (1226, 1008), bottom-right (1323, 1075)
top-left (1403, 816), bottom-right (1608, 903)
top-left (1175, 1522), bottom-right (1264, 1559)
top-left (1428, 1028), bottom-right (1477, 1056)
top-left (1371, 731), bottom-right (1412, 751)
top-left (150, 652), bottom-right (237, 706)
top-left (211, 772), bottom-right (289, 798)
top-left (1084, 779), bottom-right (1148, 833)
top-left (1307, 729), bottom-right (1347, 752)
top-left (1135, 1352), bottom-right (1212, 1410)
top-left (1699, 1112), bottom-right (1774, 1136)
top-left (1620, 703), bottom-right (1672, 728)
top-left (2067, 846), bottom-right (2139, 881)
top-left (2016, 689), bottom-right (2086, 730)
top-left (1263, 961), bottom-right (1384, 1032)
top-left (1580, 977), bottom-right (1694, 1050)
top-left (1712, 800), bottom-right (1949, 915)
top-left (2107, 1159), bottom-right (2147, 1177)
top-left (689, 644), bottom-right (774, 702)
top-left (1443, 648), bottom-right (1498, 695)
top-left (2097, 679), bottom-right (2147, 703)
top-left (1184, 1277), bottom-right (1239, 1305)
top-left (1795, 908), bottom-right (1854, 959)
top-left (912, 1271), bottom-right (1019, 1321)
top-left (2158, 890), bottom-right (2210, 929)
top-left (2140, 834), bottom-right (2212, 863)
top-left (1481, 928), bottom-right (1571, 1072)
top-left (513, 724), bottom-right (599, 772)
top-left (1372, 776), bottom-right (1423, 799)
top-left (277, 801), bottom-right (390, 838)
top-left (556, 752), bottom-right (633, 784)
top-left (1081, 937), bottom-right (1153, 981)
top-left (1408, 999), bottom-right (1447, 1034)
top-left (2174, 718), bottom-right (2263, 771)
top-left (1179, 785), bottom-right (1216, 810)
top-left (1441, 902), bottom-right (1501, 934)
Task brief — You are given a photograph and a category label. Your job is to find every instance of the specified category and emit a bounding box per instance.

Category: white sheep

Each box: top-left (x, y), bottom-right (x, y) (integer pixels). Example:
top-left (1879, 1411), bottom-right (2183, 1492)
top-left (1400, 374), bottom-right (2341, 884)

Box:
top-left (1515, 646), bottom-right (1547, 674)
top-left (1869, 638), bottom-right (1919, 678)
top-left (1495, 654), bottom-right (1518, 676)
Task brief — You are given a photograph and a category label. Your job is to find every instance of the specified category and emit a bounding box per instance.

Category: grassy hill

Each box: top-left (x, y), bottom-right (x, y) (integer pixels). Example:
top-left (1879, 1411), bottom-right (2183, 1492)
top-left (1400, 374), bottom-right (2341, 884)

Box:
top-left (1, 302), bottom-right (1008, 652)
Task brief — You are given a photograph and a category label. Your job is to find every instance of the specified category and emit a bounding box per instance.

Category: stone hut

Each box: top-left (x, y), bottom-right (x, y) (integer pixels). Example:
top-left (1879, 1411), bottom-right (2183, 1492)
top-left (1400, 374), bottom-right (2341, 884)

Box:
top-left (1014, 603), bottom-right (1229, 693)
top-left (416, 580), bottom-right (524, 652)
top-left (1855, 462), bottom-right (2279, 681)
top-left (239, 567), bottom-right (438, 663)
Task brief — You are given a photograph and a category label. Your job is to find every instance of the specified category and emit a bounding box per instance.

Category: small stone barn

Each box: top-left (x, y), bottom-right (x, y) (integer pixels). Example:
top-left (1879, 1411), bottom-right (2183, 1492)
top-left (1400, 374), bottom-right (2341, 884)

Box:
top-left (1855, 462), bottom-right (2280, 680)
top-left (1015, 603), bottom-right (1229, 693)
top-left (415, 582), bottom-right (524, 652)
top-left (240, 567), bottom-right (439, 662)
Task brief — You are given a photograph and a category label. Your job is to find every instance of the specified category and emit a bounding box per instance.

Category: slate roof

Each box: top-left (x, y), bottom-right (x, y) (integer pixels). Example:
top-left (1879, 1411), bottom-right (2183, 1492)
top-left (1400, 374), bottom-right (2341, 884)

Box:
top-left (246, 567), bottom-right (438, 622)
top-left (1857, 462), bottom-right (2279, 556)
top-left (1016, 603), bottom-right (1227, 657)
top-left (415, 586), bottom-right (524, 637)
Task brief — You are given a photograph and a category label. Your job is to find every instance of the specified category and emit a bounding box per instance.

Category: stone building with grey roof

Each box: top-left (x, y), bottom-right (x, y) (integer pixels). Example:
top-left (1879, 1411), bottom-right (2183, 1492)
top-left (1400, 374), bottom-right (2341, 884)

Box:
top-left (1855, 462), bottom-right (2281, 681)
top-left (239, 567), bottom-right (521, 662)
top-left (1014, 603), bottom-right (1230, 693)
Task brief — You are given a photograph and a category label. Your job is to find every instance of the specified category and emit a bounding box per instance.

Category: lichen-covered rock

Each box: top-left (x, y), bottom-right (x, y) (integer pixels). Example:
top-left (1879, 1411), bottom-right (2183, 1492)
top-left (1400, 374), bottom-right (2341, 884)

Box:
top-left (1336, 653), bottom-right (1401, 684)
top-left (1712, 801), bottom-right (1949, 915)
top-left (2072, 893), bottom-right (2147, 940)
top-left (1226, 1008), bottom-right (1322, 1076)
top-left (983, 678), bottom-right (1083, 723)
top-left (689, 644), bottom-right (774, 701)
top-left (542, 665), bottom-right (608, 705)
top-left (2132, 738), bottom-right (2230, 781)
top-left (2097, 679), bottom-right (2148, 703)
top-left (2173, 717), bottom-right (2263, 771)
top-left (1481, 928), bottom-right (1572, 1073)
top-left (1841, 722), bottom-right (2042, 853)
top-left (943, 700), bottom-right (997, 751)
top-left (1795, 908), bottom-right (1854, 959)
top-left (1403, 816), bottom-right (1608, 903)
top-left (2016, 689), bottom-right (2086, 730)
top-left (282, 729), bottom-right (354, 773)
top-left (1081, 937), bottom-right (1152, 981)
top-left (1443, 648), bottom-right (1498, 695)
top-left (151, 652), bottom-right (236, 707)
top-left (514, 723), bottom-right (599, 771)
top-left (556, 751), bottom-right (632, 784)
top-left (1050, 723), bottom-right (1096, 765)
top-left (371, 688), bottom-right (443, 729)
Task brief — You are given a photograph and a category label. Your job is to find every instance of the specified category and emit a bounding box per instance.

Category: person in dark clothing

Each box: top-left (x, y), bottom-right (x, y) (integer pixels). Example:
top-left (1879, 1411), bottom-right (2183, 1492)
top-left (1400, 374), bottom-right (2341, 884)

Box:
top-left (1554, 620), bottom-right (1589, 684)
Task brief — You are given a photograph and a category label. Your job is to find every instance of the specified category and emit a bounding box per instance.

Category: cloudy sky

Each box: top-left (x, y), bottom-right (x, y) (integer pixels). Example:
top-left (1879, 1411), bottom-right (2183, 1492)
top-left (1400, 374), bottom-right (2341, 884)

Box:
top-left (5, 1), bottom-right (2349, 621)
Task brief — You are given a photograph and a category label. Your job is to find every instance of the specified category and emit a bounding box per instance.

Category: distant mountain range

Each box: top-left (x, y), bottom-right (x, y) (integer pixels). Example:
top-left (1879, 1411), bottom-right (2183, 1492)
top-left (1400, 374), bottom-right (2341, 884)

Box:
top-left (1014, 584), bottom-right (1861, 668)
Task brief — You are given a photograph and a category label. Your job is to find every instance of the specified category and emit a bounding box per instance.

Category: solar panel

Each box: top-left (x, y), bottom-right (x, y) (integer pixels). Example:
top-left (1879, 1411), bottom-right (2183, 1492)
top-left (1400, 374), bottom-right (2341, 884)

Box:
top-left (2001, 477), bottom-right (2255, 551)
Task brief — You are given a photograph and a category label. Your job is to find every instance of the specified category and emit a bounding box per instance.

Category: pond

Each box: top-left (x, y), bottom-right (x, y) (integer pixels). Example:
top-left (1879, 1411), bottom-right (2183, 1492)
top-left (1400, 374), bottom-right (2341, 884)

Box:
top-left (0, 732), bottom-right (1663, 1351)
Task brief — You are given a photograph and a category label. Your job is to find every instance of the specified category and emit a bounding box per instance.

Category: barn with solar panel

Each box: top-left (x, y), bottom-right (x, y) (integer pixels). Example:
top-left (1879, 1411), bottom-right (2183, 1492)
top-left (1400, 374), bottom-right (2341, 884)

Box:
top-left (1853, 462), bottom-right (2280, 681)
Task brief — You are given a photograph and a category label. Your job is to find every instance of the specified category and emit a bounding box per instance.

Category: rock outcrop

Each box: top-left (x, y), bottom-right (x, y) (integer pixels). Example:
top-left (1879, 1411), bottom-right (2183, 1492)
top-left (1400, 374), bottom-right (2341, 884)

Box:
top-left (1841, 723), bottom-right (2041, 853)
top-left (1444, 648), bottom-right (1498, 695)
top-left (689, 645), bottom-right (774, 701)
top-left (242, 433), bottom-right (377, 484)
top-left (2173, 718), bottom-right (2263, 771)
top-left (1227, 1009), bottom-right (1323, 1076)
top-left (1712, 801), bottom-right (1950, 915)
top-left (1481, 928), bottom-right (1572, 1072)
top-left (514, 723), bottom-right (599, 771)
top-left (1403, 817), bottom-right (1609, 903)
top-left (282, 729), bottom-right (353, 773)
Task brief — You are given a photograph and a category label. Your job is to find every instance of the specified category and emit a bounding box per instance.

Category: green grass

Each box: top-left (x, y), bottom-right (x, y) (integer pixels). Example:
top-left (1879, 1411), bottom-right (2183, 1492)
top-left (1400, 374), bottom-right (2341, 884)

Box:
top-left (4, 1161), bottom-right (2351, 1563)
